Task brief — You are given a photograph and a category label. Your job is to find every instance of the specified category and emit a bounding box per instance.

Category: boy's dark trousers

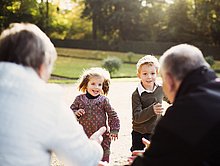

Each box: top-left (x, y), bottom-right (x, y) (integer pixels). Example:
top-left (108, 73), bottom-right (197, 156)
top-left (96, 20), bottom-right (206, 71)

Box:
top-left (130, 130), bottom-right (151, 152)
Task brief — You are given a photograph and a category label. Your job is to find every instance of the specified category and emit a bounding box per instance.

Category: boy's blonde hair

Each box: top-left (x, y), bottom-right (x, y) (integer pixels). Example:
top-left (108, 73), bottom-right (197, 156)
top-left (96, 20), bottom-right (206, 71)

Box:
top-left (136, 55), bottom-right (160, 74)
top-left (78, 67), bottom-right (111, 95)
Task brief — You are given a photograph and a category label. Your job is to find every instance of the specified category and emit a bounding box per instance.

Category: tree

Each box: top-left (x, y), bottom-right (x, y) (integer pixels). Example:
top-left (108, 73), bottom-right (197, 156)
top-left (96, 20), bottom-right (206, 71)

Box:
top-left (193, 0), bottom-right (220, 45)
top-left (0, 0), bottom-right (42, 32)
top-left (138, 0), bottom-right (169, 41)
top-left (81, 0), bottom-right (106, 40)
top-left (103, 0), bottom-right (143, 41)
top-left (81, 0), bottom-right (144, 41)
top-left (0, 0), bottom-right (17, 31)
top-left (163, 0), bottom-right (197, 42)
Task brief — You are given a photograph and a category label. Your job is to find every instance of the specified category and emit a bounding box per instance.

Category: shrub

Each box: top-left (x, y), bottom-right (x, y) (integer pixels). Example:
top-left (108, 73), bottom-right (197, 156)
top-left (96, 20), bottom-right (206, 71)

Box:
top-left (205, 56), bottom-right (215, 67)
top-left (102, 57), bottom-right (122, 76)
top-left (127, 52), bottom-right (135, 63)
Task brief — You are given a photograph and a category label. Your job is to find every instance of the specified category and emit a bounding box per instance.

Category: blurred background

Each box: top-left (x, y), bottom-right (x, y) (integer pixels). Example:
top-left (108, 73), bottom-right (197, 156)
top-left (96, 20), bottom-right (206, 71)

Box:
top-left (1, 0), bottom-right (220, 81)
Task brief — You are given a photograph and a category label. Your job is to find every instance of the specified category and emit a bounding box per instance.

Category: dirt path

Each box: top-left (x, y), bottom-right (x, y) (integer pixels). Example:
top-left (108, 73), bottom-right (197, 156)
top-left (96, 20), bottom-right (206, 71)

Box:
top-left (60, 79), bottom-right (138, 166)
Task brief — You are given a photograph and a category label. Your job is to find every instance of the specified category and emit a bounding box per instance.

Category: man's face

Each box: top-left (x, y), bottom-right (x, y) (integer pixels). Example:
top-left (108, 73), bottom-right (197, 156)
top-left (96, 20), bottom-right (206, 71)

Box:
top-left (161, 70), bottom-right (175, 103)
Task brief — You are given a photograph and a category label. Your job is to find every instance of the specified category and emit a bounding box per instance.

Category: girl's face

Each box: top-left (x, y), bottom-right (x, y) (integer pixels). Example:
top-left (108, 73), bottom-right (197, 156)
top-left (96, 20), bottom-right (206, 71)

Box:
top-left (87, 76), bottom-right (104, 96)
top-left (138, 64), bottom-right (157, 90)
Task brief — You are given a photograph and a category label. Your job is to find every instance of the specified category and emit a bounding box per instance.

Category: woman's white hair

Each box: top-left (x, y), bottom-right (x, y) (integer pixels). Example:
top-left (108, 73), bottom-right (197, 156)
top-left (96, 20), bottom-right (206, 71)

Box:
top-left (0, 23), bottom-right (57, 74)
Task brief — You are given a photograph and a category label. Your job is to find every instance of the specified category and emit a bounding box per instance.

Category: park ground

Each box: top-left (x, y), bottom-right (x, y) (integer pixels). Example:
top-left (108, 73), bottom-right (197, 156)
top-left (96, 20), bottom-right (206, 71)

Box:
top-left (51, 78), bottom-right (138, 166)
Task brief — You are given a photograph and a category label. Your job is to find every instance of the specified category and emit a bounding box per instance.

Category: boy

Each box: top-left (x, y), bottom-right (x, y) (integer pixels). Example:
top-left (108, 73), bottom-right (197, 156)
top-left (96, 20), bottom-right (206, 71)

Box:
top-left (131, 55), bottom-right (165, 151)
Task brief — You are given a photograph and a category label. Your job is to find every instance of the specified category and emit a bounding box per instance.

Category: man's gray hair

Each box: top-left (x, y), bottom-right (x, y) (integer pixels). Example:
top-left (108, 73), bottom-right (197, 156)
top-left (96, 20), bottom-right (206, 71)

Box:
top-left (159, 44), bottom-right (210, 81)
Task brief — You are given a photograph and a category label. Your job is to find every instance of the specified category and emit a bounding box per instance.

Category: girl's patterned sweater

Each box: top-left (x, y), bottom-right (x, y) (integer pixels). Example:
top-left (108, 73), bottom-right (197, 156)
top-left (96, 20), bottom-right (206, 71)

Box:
top-left (70, 94), bottom-right (120, 137)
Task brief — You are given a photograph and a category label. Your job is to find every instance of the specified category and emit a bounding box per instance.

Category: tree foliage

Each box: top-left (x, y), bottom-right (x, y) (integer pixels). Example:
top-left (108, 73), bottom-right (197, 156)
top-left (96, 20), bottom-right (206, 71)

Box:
top-left (0, 0), bottom-right (220, 45)
top-left (81, 0), bottom-right (144, 41)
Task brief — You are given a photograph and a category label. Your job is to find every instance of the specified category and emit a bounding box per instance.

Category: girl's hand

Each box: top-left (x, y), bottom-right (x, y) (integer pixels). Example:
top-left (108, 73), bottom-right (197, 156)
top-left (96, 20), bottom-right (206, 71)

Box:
top-left (110, 133), bottom-right (118, 141)
top-left (75, 109), bottom-right (85, 117)
top-left (153, 103), bottom-right (164, 115)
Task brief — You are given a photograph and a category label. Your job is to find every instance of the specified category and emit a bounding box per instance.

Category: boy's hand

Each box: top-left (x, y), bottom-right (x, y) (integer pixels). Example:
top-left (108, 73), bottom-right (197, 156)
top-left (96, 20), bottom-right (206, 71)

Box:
top-left (128, 138), bottom-right (151, 165)
top-left (75, 109), bottom-right (85, 117)
top-left (153, 103), bottom-right (164, 115)
top-left (142, 137), bottom-right (150, 149)
top-left (110, 133), bottom-right (118, 141)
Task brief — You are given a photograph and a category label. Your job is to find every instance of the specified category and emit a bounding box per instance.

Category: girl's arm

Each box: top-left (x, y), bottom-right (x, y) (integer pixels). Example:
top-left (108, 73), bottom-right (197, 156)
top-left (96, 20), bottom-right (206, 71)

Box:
top-left (104, 98), bottom-right (120, 135)
top-left (70, 96), bottom-right (85, 118)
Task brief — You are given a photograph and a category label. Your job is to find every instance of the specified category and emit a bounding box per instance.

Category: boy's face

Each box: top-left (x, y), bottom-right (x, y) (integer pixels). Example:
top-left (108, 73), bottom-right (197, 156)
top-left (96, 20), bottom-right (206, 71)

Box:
top-left (138, 64), bottom-right (157, 89)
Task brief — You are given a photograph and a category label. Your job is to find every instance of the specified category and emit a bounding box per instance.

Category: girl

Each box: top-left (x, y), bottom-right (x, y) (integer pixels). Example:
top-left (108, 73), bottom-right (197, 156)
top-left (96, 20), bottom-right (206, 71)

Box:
top-left (70, 67), bottom-right (120, 162)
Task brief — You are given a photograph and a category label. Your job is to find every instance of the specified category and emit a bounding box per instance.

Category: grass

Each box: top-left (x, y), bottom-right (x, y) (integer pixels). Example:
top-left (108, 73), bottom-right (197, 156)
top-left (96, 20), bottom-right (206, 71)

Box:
top-left (51, 48), bottom-right (146, 83)
top-left (213, 61), bottom-right (220, 70)
top-left (56, 47), bottom-right (144, 62)
top-left (52, 56), bottom-right (138, 78)
top-left (50, 47), bottom-right (220, 83)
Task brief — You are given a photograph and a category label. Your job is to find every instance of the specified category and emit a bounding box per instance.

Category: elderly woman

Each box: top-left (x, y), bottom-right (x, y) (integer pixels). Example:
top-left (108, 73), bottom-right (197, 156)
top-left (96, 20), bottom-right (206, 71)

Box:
top-left (0, 23), bottom-right (106, 166)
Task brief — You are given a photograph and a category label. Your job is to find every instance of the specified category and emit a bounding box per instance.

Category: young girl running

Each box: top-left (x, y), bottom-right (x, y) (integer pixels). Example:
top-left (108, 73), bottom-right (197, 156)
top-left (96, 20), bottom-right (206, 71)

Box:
top-left (70, 67), bottom-right (120, 162)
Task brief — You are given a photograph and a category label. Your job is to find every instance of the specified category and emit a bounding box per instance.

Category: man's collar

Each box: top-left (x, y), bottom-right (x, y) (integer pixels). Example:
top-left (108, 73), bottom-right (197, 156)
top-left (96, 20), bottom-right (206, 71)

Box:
top-left (175, 66), bottom-right (217, 101)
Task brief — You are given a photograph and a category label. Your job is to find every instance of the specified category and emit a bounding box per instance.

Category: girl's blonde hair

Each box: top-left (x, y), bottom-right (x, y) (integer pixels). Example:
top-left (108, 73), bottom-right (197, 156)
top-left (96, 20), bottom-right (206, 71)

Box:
top-left (78, 67), bottom-right (111, 95)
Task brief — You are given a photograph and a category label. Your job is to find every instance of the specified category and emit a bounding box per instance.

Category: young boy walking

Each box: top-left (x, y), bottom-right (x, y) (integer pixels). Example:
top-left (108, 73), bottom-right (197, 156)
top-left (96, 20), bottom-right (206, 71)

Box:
top-left (131, 55), bottom-right (166, 151)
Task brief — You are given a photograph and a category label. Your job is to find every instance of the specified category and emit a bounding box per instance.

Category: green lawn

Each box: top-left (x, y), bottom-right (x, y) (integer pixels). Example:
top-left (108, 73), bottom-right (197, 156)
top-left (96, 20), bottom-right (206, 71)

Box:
top-left (51, 48), bottom-right (145, 83)
top-left (56, 47), bottom-right (144, 62)
top-left (50, 47), bottom-right (220, 83)
top-left (213, 60), bottom-right (220, 70)
top-left (52, 55), bottom-right (138, 78)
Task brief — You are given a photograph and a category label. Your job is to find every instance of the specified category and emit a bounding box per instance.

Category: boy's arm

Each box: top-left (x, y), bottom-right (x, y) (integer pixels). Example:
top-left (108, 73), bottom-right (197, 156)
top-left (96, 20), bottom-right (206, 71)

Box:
top-left (132, 91), bottom-right (156, 124)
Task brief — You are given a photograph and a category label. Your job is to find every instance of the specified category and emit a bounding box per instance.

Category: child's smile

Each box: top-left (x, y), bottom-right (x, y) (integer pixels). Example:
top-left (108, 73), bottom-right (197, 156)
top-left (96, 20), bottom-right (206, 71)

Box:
top-left (87, 76), bottom-right (104, 96)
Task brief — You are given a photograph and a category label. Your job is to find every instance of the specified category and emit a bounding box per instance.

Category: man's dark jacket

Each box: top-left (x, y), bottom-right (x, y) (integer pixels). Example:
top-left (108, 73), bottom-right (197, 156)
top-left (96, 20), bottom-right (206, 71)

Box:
top-left (132, 66), bottom-right (220, 166)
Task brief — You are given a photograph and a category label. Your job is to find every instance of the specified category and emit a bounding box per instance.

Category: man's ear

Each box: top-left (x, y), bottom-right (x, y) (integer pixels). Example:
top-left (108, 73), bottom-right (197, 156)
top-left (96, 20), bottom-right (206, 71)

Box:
top-left (166, 72), bottom-right (176, 92)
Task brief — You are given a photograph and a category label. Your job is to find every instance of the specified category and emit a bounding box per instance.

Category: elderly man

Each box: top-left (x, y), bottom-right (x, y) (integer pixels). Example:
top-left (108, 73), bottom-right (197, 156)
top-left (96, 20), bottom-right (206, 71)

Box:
top-left (131, 44), bottom-right (220, 166)
top-left (0, 23), bottom-right (106, 166)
